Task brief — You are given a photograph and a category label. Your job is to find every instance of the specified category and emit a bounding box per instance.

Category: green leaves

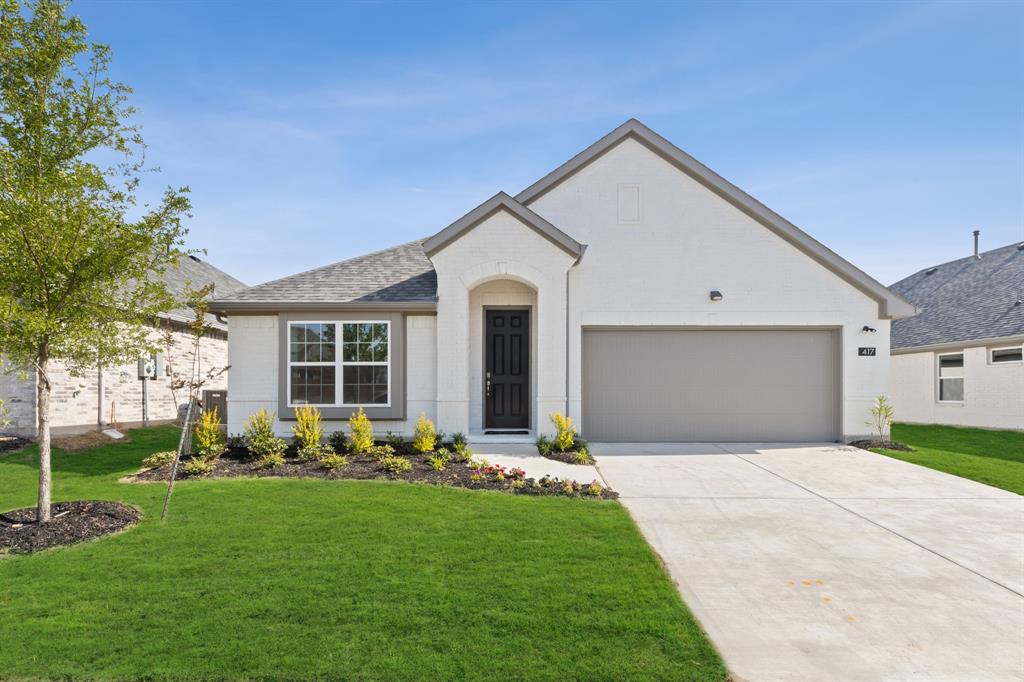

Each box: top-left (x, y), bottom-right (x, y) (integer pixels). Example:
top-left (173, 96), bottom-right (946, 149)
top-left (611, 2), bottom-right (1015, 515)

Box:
top-left (0, 0), bottom-right (193, 373)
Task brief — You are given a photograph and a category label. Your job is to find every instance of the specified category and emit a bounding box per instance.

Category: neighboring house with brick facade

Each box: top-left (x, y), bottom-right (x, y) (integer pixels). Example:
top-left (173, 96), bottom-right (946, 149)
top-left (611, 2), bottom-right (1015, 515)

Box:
top-left (890, 240), bottom-right (1024, 430)
top-left (0, 255), bottom-right (245, 438)
top-left (212, 120), bottom-right (916, 443)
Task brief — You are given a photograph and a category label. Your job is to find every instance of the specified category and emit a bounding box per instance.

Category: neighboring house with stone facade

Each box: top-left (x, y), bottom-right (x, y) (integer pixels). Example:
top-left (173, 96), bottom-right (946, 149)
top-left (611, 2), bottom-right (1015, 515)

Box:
top-left (0, 255), bottom-right (245, 437)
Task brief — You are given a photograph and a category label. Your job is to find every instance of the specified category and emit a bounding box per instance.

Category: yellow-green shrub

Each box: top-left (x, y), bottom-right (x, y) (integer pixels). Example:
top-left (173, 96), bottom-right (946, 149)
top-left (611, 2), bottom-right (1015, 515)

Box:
top-left (194, 408), bottom-right (225, 461)
top-left (292, 405), bottom-right (323, 450)
top-left (550, 412), bottom-right (576, 452)
top-left (347, 407), bottom-right (374, 454)
top-left (412, 412), bottom-right (436, 453)
top-left (244, 409), bottom-right (287, 461)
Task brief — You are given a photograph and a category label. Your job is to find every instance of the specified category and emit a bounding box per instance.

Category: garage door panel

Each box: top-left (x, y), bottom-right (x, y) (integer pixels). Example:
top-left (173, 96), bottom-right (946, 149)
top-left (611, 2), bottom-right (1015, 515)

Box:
top-left (582, 329), bottom-right (838, 442)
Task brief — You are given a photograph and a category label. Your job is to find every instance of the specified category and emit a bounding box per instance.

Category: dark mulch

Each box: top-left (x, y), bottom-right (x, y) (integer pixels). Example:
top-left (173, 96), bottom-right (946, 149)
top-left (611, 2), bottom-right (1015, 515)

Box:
top-left (541, 450), bottom-right (594, 465)
top-left (0, 434), bottom-right (30, 455)
top-left (131, 447), bottom-right (617, 500)
top-left (849, 439), bottom-right (914, 452)
top-left (0, 501), bottom-right (142, 555)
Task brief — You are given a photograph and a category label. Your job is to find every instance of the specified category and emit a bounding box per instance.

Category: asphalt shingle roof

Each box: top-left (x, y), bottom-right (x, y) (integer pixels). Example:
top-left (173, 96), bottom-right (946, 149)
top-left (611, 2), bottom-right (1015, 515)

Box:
top-left (217, 239), bottom-right (437, 305)
top-left (890, 242), bottom-right (1024, 349)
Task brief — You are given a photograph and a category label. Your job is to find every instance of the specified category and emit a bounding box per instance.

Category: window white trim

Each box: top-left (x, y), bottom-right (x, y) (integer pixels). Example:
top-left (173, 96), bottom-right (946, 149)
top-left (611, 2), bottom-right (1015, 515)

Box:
top-left (989, 345), bottom-right (1024, 365)
top-left (936, 351), bottom-right (964, 404)
top-left (287, 320), bottom-right (391, 409)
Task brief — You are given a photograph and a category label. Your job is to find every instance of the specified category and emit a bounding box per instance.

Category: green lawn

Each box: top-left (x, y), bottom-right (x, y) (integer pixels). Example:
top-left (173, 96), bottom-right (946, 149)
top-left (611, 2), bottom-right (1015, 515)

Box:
top-left (875, 423), bottom-right (1024, 495)
top-left (0, 426), bottom-right (725, 681)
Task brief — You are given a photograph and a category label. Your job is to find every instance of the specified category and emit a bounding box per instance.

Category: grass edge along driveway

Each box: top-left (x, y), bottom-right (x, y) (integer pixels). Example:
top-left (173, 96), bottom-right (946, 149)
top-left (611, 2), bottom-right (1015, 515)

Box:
top-left (874, 423), bottom-right (1024, 495)
top-left (0, 425), bottom-right (726, 681)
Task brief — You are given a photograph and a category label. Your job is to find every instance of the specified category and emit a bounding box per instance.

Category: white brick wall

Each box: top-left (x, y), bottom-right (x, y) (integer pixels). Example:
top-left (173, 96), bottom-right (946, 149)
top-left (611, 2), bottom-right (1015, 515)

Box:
top-left (430, 209), bottom-right (577, 435)
top-left (892, 345), bottom-right (1024, 430)
top-left (526, 137), bottom-right (890, 441)
top-left (227, 314), bottom-right (437, 437)
top-left (0, 360), bottom-right (36, 436)
top-left (2, 324), bottom-right (230, 437)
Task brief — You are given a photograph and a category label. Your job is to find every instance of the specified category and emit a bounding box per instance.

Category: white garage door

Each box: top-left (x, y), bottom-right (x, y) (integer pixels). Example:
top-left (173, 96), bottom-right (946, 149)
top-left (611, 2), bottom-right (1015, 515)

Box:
top-left (582, 329), bottom-right (839, 442)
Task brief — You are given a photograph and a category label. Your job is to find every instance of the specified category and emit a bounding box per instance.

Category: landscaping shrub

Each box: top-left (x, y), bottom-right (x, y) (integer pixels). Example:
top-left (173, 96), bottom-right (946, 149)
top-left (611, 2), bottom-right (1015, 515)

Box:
top-left (381, 455), bottom-right (412, 474)
top-left (384, 431), bottom-right (405, 449)
top-left (255, 452), bottom-right (285, 470)
top-left (535, 433), bottom-right (553, 456)
top-left (551, 412), bottom-right (576, 451)
top-left (450, 433), bottom-right (472, 461)
top-left (182, 458), bottom-right (216, 476)
top-left (292, 405), bottom-right (323, 451)
top-left (194, 408), bottom-right (225, 461)
top-left (367, 444), bottom-right (396, 461)
top-left (142, 450), bottom-right (176, 469)
top-left (427, 449), bottom-right (449, 471)
top-left (348, 408), bottom-right (374, 454)
top-left (293, 406), bottom-right (333, 462)
top-left (412, 413), bottom-right (436, 453)
top-left (319, 453), bottom-right (349, 470)
top-left (244, 409), bottom-right (287, 462)
top-left (327, 430), bottom-right (348, 454)
top-left (226, 434), bottom-right (246, 450)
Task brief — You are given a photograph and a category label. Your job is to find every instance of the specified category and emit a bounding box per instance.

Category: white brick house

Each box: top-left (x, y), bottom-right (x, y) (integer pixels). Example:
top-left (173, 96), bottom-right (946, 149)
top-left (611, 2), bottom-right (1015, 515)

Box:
top-left (1, 255), bottom-right (245, 437)
top-left (890, 241), bottom-right (1024, 430)
top-left (212, 120), bottom-right (916, 442)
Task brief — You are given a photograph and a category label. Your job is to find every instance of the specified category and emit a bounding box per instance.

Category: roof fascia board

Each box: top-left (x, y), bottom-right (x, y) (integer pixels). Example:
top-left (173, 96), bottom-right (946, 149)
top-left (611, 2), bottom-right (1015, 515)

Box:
top-left (208, 300), bottom-right (438, 314)
top-left (516, 119), bottom-right (916, 320)
top-left (422, 191), bottom-right (584, 260)
top-left (891, 334), bottom-right (1024, 355)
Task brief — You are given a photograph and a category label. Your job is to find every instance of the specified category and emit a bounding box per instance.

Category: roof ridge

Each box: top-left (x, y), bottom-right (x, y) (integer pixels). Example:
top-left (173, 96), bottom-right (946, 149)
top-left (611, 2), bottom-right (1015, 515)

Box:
top-left (893, 241), bottom-right (1024, 286)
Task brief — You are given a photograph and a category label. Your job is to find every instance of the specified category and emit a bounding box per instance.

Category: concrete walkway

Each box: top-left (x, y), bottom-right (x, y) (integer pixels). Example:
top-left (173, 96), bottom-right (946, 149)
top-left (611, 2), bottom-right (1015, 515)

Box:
top-left (591, 442), bottom-right (1024, 682)
top-left (470, 443), bottom-right (603, 483)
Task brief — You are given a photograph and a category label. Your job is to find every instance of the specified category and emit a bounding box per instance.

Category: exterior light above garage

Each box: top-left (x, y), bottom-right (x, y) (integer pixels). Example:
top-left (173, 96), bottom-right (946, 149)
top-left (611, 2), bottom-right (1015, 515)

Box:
top-left (709, 290), bottom-right (723, 301)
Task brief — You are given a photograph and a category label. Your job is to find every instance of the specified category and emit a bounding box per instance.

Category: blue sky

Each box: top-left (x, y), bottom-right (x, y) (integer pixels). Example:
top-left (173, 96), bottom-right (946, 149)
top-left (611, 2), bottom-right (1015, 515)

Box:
top-left (76, 0), bottom-right (1023, 287)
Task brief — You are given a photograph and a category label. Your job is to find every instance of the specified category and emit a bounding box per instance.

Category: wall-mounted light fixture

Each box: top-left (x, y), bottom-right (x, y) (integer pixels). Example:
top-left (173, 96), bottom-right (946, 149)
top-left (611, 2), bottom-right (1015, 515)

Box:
top-left (709, 290), bottom-right (723, 302)
top-left (862, 325), bottom-right (877, 333)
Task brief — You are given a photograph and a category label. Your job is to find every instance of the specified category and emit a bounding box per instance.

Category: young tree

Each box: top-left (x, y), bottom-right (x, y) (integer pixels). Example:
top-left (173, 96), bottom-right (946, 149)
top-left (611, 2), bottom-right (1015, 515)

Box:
top-left (0, 0), bottom-right (191, 522)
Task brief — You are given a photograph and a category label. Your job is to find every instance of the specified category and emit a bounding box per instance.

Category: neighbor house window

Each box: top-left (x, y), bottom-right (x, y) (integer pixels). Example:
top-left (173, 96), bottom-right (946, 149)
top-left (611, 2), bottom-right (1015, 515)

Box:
top-left (990, 347), bottom-right (1023, 364)
top-left (937, 353), bottom-right (964, 402)
top-left (288, 321), bottom-right (389, 406)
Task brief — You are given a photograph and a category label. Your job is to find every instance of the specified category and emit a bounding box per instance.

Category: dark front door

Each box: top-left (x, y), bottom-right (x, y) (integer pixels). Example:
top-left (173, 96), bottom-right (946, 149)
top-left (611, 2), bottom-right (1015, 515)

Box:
top-left (485, 309), bottom-right (530, 430)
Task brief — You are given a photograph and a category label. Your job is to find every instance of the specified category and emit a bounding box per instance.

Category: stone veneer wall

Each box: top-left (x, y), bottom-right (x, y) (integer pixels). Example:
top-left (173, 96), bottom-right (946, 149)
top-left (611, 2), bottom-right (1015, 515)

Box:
top-left (1, 321), bottom-right (229, 437)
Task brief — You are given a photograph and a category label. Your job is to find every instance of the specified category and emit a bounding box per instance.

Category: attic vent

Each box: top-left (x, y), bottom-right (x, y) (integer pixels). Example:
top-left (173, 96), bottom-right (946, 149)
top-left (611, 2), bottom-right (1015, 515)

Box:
top-left (925, 267), bottom-right (938, 275)
top-left (1018, 243), bottom-right (1024, 251)
top-left (188, 254), bottom-right (202, 262)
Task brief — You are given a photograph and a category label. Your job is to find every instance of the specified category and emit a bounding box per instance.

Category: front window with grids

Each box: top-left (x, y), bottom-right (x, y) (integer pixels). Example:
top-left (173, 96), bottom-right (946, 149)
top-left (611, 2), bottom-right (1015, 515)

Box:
top-left (288, 321), bottom-right (389, 406)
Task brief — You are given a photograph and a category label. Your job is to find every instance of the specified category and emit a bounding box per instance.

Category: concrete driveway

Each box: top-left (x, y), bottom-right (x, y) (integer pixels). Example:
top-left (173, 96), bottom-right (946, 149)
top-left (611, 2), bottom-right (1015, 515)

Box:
top-left (592, 442), bottom-right (1024, 682)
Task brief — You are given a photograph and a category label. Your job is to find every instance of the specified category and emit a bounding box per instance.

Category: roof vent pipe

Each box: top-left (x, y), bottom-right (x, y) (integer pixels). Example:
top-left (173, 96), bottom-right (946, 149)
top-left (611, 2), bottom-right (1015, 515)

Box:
top-left (973, 230), bottom-right (980, 258)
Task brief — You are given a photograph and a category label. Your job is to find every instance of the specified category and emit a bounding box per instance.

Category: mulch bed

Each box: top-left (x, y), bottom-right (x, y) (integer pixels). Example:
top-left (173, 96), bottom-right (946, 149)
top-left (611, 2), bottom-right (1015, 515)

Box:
top-left (130, 446), bottom-right (617, 500)
top-left (0, 501), bottom-right (142, 555)
top-left (0, 435), bottom-right (30, 455)
top-left (849, 439), bottom-right (914, 452)
top-left (541, 450), bottom-right (594, 465)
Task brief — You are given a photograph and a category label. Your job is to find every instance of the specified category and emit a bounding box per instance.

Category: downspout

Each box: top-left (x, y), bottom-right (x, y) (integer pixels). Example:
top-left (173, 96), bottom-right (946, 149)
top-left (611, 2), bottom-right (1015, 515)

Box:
top-left (565, 246), bottom-right (587, 418)
top-left (97, 362), bottom-right (104, 428)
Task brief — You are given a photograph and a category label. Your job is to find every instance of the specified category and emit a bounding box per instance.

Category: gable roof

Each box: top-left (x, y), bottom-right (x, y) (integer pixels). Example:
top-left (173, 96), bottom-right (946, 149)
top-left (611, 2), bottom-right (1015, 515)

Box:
top-left (422, 192), bottom-right (585, 259)
top-left (516, 118), bottom-right (916, 319)
top-left (156, 254), bottom-right (247, 330)
top-left (210, 239), bottom-right (437, 312)
top-left (890, 242), bottom-right (1024, 350)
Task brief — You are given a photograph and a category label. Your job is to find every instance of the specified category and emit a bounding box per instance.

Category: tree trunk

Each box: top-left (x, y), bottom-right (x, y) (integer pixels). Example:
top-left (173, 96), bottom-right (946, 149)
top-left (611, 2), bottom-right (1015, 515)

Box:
top-left (36, 352), bottom-right (52, 523)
